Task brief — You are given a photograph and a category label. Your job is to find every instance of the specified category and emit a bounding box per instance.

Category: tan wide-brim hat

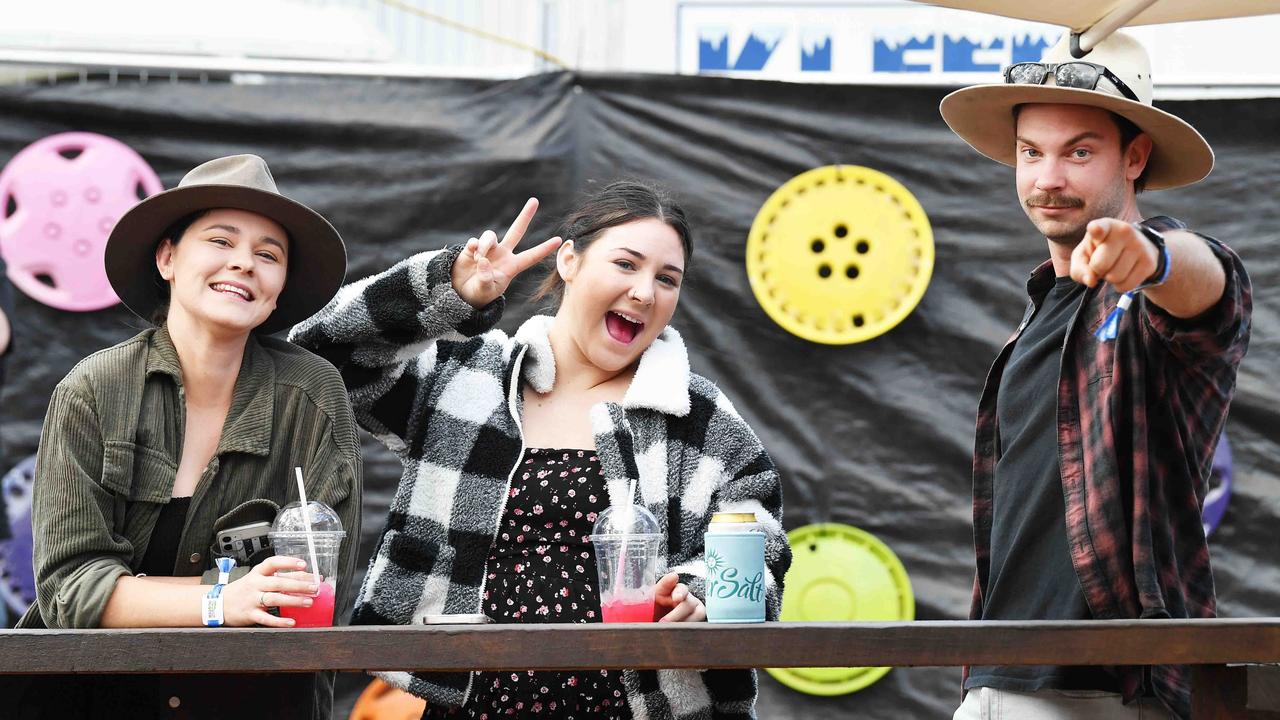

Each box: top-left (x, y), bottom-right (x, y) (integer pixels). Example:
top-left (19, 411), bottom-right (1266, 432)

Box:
top-left (939, 31), bottom-right (1213, 190)
top-left (105, 154), bottom-right (346, 334)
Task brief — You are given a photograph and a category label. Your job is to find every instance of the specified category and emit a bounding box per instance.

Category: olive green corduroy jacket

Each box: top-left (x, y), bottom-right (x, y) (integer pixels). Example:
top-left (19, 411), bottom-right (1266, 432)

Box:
top-left (17, 326), bottom-right (362, 719)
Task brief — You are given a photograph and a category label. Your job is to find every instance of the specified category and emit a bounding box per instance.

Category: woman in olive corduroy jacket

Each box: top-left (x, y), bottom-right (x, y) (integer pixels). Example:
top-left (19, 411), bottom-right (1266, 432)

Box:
top-left (8, 155), bottom-right (360, 720)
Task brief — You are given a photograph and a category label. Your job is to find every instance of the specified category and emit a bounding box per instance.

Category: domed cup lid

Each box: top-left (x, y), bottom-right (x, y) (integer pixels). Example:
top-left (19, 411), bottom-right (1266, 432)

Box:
top-left (588, 503), bottom-right (661, 542)
top-left (271, 500), bottom-right (344, 536)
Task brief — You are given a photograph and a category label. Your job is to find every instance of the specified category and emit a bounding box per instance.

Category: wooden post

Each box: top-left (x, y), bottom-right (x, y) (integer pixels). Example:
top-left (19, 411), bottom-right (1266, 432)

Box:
top-left (1192, 665), bottom-right (1280, 719)
top-left (1247, 666), bottom-right (1280, 714)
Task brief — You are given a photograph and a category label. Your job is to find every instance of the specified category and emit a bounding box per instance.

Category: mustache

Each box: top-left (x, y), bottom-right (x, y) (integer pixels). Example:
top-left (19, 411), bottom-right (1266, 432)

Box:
top-left (1024, 192), bottom-right (1084, 209)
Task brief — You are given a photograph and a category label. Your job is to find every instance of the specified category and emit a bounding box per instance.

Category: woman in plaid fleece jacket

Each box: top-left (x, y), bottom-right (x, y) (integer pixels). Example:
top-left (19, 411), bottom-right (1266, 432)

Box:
top-left (291, 183), bottom-right (790, 719)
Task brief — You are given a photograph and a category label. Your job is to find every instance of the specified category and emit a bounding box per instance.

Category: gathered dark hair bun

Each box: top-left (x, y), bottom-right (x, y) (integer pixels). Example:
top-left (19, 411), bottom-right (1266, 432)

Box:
top-left (532, 180), bottom-right (692, 304)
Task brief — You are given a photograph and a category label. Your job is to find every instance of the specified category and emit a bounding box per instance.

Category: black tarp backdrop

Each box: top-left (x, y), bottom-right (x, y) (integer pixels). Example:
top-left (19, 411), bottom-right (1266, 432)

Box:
top-left (0, 72), bottom-right (1276, 718)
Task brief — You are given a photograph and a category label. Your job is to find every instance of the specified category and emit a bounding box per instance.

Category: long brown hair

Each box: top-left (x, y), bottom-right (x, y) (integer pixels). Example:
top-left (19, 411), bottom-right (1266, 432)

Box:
top-left (532, 181), bottom-right (693, 305)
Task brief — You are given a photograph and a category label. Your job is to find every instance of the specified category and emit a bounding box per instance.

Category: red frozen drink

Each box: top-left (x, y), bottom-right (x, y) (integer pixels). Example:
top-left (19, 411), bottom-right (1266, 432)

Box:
top-left (270, 499), bottom-right (346, 629)
top-left (589, 502), bottom-right (662, 625)
top-left (600, 595), bottom-right (656, 623)
top-left (280, 581), bottom-right (336, 628)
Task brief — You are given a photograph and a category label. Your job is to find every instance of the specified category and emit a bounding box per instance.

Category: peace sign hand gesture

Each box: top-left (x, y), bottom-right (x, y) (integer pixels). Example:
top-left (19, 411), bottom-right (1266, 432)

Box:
top-left (451, 198), bottom-right (563, 309)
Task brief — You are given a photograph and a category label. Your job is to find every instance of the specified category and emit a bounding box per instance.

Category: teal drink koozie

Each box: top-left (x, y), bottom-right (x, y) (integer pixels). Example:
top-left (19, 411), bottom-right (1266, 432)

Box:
top-left (705, 518), bottom-right (766, 623)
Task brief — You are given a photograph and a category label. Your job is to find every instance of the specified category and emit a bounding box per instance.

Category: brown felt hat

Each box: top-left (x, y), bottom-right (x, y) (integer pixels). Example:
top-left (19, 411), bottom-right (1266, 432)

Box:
top-left (939, 31), bottom-right (1213, 191)
top-left (105, 154), bottom-right (346, 334)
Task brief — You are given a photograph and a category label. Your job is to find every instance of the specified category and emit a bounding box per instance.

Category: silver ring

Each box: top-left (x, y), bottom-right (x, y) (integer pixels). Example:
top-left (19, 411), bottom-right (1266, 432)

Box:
top-left (258, 591), bottom-right (270, 608)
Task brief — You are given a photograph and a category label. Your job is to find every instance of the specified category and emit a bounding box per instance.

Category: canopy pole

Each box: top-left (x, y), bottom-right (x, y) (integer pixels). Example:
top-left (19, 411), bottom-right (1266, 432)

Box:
top-left (1070, 0), bottom-right (1161, 57)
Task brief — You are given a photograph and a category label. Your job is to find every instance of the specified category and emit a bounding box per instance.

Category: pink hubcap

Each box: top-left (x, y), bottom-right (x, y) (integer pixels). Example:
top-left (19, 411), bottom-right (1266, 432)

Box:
top-left (0, 132), bottom-right (163, 311)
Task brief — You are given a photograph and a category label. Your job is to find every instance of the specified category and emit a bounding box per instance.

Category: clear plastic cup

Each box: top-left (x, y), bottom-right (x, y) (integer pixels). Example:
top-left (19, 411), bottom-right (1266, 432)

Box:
top-left (588, 504), bottom-right (662, 623)
top-left (269, 500), bottom-right (345, 628)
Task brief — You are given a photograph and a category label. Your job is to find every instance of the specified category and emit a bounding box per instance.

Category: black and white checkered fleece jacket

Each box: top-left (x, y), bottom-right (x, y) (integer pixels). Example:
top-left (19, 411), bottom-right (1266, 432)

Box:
top-left (290, 245), bottom-right (791, 719)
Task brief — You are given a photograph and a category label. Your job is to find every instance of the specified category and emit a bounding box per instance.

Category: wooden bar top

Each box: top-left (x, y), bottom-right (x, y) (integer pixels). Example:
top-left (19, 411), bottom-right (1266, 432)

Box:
top-left (1, 619), bottom-right (1277, 675)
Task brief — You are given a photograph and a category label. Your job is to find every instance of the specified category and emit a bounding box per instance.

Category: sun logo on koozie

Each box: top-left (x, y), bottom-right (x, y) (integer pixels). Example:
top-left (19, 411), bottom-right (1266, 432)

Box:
top-left (706, 549), bottom-right (726, 578)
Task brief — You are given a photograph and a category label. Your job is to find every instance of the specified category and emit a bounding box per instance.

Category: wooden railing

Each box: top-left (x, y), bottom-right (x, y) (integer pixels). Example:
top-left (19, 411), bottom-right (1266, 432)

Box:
top-left (2, 619), bottom-right (1277, 718)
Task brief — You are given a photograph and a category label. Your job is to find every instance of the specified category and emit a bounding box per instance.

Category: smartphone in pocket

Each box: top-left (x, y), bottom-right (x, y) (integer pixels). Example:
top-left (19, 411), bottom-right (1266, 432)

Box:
top-left (219, 520), bottom-right (273, 563)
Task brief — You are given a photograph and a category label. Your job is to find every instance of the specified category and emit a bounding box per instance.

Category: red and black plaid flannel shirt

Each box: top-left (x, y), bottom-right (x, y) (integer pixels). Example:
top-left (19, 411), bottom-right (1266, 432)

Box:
top-left (968, 217), bottom-right (1252, 720)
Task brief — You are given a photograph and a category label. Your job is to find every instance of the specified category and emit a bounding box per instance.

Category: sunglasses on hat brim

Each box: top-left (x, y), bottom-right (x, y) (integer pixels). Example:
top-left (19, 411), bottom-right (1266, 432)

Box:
top-left (1003, 62), bottom-right (1140, 103)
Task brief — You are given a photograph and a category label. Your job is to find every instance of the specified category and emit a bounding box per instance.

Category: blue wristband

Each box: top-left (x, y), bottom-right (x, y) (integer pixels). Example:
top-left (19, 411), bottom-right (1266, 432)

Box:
top-left (214, 556), bottom-right (235, 584)
top-left (202, 557), bottom-right (237, 627)
top-left (202, 584), bottom-right (226, 627)
top-left (1096, 225), bottom-right (1172, 343)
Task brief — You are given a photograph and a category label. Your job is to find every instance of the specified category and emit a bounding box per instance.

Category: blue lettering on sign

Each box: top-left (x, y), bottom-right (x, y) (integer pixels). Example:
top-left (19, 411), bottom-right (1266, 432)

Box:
top-left (1012, 33), bottom-right (1057, 64)
top-left (873, 35), bottom-right (935, 73)
top-left (708, 567), bottom-right (765, 603)
top-left (699, 33), bottom-right (730, 71)
top-left (801, 36), bottom-right (832, 72)
top-left (872, 32), bottom-right (1055, 74)
top-left (733, 32), bottom-right (781, 70)
top-left (942, 36), bottom-right (1004, 72)
top-left (698, 28), bottom-right (801, 73)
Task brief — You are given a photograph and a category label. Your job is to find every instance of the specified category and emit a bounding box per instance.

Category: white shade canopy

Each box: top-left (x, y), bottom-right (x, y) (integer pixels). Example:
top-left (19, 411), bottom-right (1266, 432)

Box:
top-left (911, 0), bottom-right (1280, 31)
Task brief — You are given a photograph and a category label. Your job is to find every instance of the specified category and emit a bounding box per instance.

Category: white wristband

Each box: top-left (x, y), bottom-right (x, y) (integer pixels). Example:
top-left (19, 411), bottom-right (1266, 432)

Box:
top-left (202, 585), bottom-right (226, 627)
top-left (203, 557), bottom-right (236, 628)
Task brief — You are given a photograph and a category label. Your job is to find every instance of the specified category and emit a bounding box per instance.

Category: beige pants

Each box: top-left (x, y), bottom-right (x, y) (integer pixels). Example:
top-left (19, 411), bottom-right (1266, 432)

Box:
top-left (953, 687), bottom-right (1171, 720)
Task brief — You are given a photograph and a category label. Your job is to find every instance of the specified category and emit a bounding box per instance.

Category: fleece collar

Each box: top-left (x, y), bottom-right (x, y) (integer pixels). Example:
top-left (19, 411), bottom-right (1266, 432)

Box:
top-left (513, 314), bottom-right (692, 417)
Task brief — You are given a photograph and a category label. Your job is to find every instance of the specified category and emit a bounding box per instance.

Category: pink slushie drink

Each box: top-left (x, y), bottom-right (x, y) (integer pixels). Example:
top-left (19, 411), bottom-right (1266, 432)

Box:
top-left (600, 593), bottom-right (656, 623)
top-left (280, 580), bottom-right (337, 628)
top-left (588, 503), bottom-right (662, 624)
top-left (270, 500), bottom-right (345, 628)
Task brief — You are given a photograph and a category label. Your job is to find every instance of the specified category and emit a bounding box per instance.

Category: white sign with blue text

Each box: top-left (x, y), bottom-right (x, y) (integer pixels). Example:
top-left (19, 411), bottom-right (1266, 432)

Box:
top-left (677, 1), bottom-right (1280, 91)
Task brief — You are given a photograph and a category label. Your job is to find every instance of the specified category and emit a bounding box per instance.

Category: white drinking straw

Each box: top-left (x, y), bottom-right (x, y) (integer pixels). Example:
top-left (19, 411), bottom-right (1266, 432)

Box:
top-left (613, 477), bottom-right (638, 602)
top-left (294, 466), bottom-right (322, 583)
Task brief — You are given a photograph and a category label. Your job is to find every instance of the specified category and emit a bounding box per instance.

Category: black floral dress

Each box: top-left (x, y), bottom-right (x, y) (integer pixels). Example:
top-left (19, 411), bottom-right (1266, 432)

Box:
top-left (421, 449), bottom-right (631, 719)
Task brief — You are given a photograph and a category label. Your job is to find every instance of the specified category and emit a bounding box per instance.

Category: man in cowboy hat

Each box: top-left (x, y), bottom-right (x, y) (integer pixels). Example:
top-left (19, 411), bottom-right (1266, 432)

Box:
top-left (941, 31), bottom-right (1251, 720)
